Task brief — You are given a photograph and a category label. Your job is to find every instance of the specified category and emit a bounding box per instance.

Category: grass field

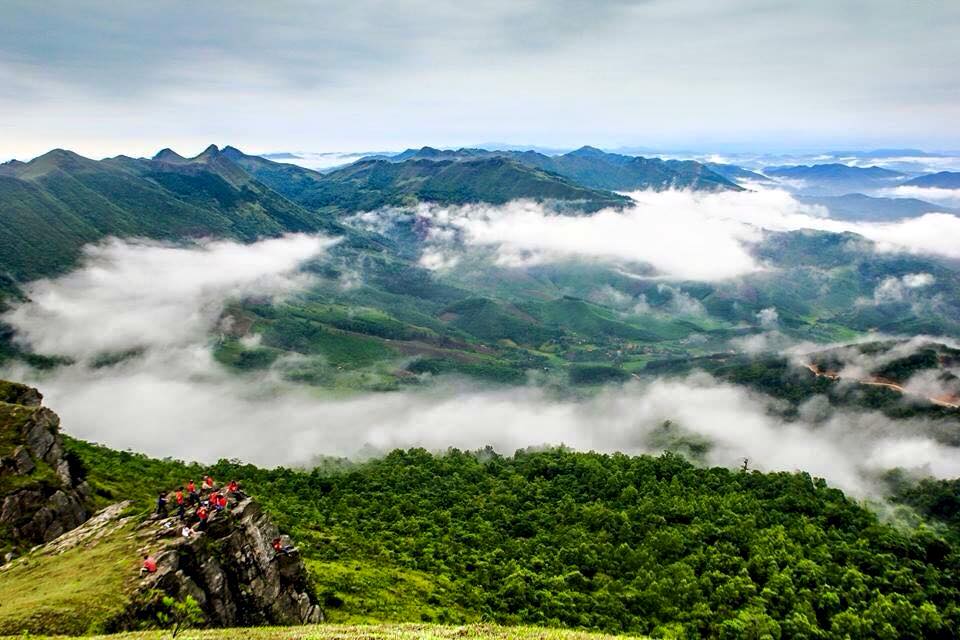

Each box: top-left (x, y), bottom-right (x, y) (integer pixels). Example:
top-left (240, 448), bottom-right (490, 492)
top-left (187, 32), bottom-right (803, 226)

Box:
top-left (0, 524), bottom-right (140, 635)
top-left (3, 623), bottom-right (643, 640)
top-left (0, 624), bottom-right (639, 640)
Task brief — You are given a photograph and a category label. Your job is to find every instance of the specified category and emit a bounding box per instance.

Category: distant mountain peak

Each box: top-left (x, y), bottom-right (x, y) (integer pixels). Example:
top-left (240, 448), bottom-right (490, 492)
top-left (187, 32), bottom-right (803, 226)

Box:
top-left (220, 145), bottom-right (246, 160)
top-left (152, 148), bottom-right (186, 162)
top-left (194, 144), bottom-right (221, 160)
top-left (568, 145), bottom-right (607, 157)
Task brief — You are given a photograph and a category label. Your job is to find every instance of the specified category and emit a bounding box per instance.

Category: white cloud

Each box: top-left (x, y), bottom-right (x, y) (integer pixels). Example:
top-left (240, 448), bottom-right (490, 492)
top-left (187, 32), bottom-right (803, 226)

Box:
top-left (873, 272), bottom-right (935, 304)
top-left (757, 307), bottom-right (779, 329)
top-left (3, 234), bottom-right (336, 360)
top-left (8, 357), bottom-right (959, 498)
top-left (398, 189), bottom-right (960, 283)
top-left (3, 223), bottom-right (960, 502)
top-left (881, 186), bottom-right (960, 208)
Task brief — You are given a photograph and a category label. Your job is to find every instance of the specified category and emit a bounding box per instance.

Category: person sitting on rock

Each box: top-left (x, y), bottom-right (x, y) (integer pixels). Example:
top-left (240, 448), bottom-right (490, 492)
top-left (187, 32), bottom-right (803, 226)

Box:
top-left (227, 479), bottom-right (240, 497)
top-left (139, 554), bottom-right (157, 577)
top-left (211, 492), bottom-right (224, 512)
top-left (272, 536), bottom-right (295, 557)
top-left (216, 492), bottom-right (228, 511)
top-left (155, 492), bottom-right (168, 518)
top-left (202, 475), bottom-right (215, 491)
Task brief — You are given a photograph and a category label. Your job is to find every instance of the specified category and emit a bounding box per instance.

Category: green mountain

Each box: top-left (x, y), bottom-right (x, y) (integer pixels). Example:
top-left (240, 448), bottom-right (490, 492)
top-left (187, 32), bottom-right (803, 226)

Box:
top-left (223, 147), bottom-right (630, 211)
top-left (799, 193), bottom-right (958, 221)
top-left (903, 171), bottom-right (960, 189)
top-left (368, 145), bottom-right (742, 192)
top-left (0, 146), bottom-right (340, 280)
top-left (763, 163), bottom-right (906, 195)
top-left (704, 162), bottom-right (773, 185)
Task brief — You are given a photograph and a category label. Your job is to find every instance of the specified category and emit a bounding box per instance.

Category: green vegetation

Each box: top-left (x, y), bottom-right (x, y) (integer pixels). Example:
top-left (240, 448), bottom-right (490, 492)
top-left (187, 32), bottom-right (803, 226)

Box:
top-left (0, 522), bottom-right (140, 635)
top-left (226, 149), bottom-right (630, 212)
top-left (0, 623), bottom-right (644, 640)
top-left (61, 441), bottom-right (960, 638)
top-left (349, 145), bottom-right (741, 192)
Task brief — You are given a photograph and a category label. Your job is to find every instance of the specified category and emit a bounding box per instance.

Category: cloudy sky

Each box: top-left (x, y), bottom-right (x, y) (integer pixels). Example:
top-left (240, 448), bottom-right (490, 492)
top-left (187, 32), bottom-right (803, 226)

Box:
top-left (1, 0), bottom-right (959, 159)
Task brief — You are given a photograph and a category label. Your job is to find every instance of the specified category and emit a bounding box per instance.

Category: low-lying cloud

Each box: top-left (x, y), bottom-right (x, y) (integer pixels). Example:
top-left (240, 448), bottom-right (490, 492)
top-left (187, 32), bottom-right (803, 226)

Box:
top-left (3, 226), bottom-right (960, 501)
top-left (881, 185), bottom-right (960, 208)
top-left (401, 189), bottom-right (960, 281)
top-left (10, 357), bottom-right (959, 498)
top-left (4, 234), bottom-right (335, 360)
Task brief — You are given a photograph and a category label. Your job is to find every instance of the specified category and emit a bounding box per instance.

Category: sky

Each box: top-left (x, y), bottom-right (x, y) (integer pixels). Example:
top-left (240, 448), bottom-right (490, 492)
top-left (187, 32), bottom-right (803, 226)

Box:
top-left (1, 0), bottom-right (959, 159)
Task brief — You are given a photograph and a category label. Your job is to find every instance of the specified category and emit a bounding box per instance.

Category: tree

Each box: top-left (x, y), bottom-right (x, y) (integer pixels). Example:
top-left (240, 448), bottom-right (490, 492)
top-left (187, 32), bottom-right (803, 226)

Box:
top-left (157, 595), bottom-right (204, 638)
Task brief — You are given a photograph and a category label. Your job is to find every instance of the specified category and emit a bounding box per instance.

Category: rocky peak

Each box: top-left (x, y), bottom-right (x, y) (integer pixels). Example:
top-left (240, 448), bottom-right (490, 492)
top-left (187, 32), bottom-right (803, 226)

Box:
top-left (139, 495), bottom-right (321, 626)
top-left (0, 381), bottom-right (91, 561)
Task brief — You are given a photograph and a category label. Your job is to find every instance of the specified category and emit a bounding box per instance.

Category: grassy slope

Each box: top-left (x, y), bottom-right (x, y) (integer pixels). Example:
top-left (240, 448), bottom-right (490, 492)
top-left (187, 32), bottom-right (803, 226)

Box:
top-left (0, 523), bottom-right (140, 635)
top-left (3, 623), bottom-right (643, 640)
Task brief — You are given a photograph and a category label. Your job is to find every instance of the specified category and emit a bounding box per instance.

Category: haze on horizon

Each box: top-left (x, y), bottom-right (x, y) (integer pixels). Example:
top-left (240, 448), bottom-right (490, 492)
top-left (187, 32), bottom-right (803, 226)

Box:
top-left (1, 0), bottom-right (959, 160)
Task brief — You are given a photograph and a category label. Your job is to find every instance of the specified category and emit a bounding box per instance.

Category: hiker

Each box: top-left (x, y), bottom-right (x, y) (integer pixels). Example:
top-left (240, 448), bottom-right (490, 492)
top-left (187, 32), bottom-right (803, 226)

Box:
top-left (211, 492), bottom-right (224, 512)
top-left (155, 492), bottom-right (168, 518)
top-left (175, 487), bottom-right (186, 520)
top-left (217, 492), bottom-right (228, 510)
top-left (181, 525), bottom-right (195, 539)
top-left (202, 475), bottom-right (215, 491)
top-left (139, 554), bottom-right (157, 577)
top-left (196, 505), bottom-right (209, 531)
top-left (227, 479), bottom-right (240, 497)
top-left (187, 480), bottom-right (200, 506)
top-left (272, 536), bottom-right (295, 557)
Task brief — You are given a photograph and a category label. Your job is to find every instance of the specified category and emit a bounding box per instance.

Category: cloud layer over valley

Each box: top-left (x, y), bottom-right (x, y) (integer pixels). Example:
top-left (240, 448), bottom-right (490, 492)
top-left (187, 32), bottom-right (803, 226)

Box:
top-left (3, 231), bottom-right (960, 500)
top-left (405, 189), bottom-right (960, 281)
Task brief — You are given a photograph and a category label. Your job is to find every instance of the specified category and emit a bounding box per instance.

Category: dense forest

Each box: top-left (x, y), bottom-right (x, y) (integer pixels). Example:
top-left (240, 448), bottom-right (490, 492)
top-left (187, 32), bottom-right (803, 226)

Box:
top-left (67, 441), bottom-right (960, 639)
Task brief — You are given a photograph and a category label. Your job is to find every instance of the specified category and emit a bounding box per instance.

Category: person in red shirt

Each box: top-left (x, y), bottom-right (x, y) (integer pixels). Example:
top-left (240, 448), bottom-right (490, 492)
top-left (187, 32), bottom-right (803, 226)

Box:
top-left (175, 487), bottom-right (186, 520)
top-left (196, 505), bottom-right (209, 530)
top-left (217, 493), bottom-right (228, 510)
top-left (140, 554), bottom-right (157, 577)
top-left (227, 480), bottom-right (239, 496)
top-left (203, 475), bottom-right (215, 491)
top-left (187, 480), bottom-right (199, 506)
top-left (272, 536), bottom-right (295, 557)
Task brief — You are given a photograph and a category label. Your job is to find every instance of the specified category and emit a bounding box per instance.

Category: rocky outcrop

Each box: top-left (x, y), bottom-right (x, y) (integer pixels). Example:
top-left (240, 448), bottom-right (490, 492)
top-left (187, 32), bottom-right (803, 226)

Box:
top-left (0, 381), bottom-right (91, 560)
top-left (139, 497), bottom-right (322, 626)
top-left (0, 380), bottom-right (321, 629)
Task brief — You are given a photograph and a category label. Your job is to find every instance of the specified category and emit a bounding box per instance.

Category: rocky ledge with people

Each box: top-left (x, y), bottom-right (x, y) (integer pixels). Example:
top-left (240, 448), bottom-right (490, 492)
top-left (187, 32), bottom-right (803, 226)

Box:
top-left (137, 479), bottom-right (321, 626)
top-left (0, 380), bottom-right (322, 629)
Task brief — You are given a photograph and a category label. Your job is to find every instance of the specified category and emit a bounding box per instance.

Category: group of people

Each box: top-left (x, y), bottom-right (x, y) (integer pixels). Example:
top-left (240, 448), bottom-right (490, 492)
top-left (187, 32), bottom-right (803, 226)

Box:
top-left (154, 475), bottom-right (242, 531)
top-left (142, 476), bottom-right (243, 577)
top-left (141, 475), bottom-right (294, 578)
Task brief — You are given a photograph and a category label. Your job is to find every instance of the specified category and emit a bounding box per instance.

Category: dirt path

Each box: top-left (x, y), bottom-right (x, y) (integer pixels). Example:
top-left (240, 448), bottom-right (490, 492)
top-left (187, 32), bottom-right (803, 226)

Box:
top-left (804, 363), bottom-right (960, 409)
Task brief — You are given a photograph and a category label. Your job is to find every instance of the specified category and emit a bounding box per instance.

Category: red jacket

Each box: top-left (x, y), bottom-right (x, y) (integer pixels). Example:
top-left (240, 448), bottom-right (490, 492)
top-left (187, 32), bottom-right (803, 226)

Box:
top-left (175, 491), bottom-right (184, 504)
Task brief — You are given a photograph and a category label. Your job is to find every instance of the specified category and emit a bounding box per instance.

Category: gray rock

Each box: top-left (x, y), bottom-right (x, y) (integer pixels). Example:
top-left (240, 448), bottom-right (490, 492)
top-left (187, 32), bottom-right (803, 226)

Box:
top-left (140, 497), bottom-right (322, 626)
top-left (1, 384), bottom-right (91, 553)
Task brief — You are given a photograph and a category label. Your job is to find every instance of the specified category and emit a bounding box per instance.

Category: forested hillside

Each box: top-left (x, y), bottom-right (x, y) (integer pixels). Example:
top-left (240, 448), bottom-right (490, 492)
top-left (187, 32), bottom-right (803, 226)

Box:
top-left (66, 439), bottom-right (960, 639)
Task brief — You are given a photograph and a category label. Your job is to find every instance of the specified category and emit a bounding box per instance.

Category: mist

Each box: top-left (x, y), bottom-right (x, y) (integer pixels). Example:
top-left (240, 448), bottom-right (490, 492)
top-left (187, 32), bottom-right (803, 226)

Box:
top-left (406, 189), bottom-right (960, 279)
top-left (3, 234), bottom-right (960, 499)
